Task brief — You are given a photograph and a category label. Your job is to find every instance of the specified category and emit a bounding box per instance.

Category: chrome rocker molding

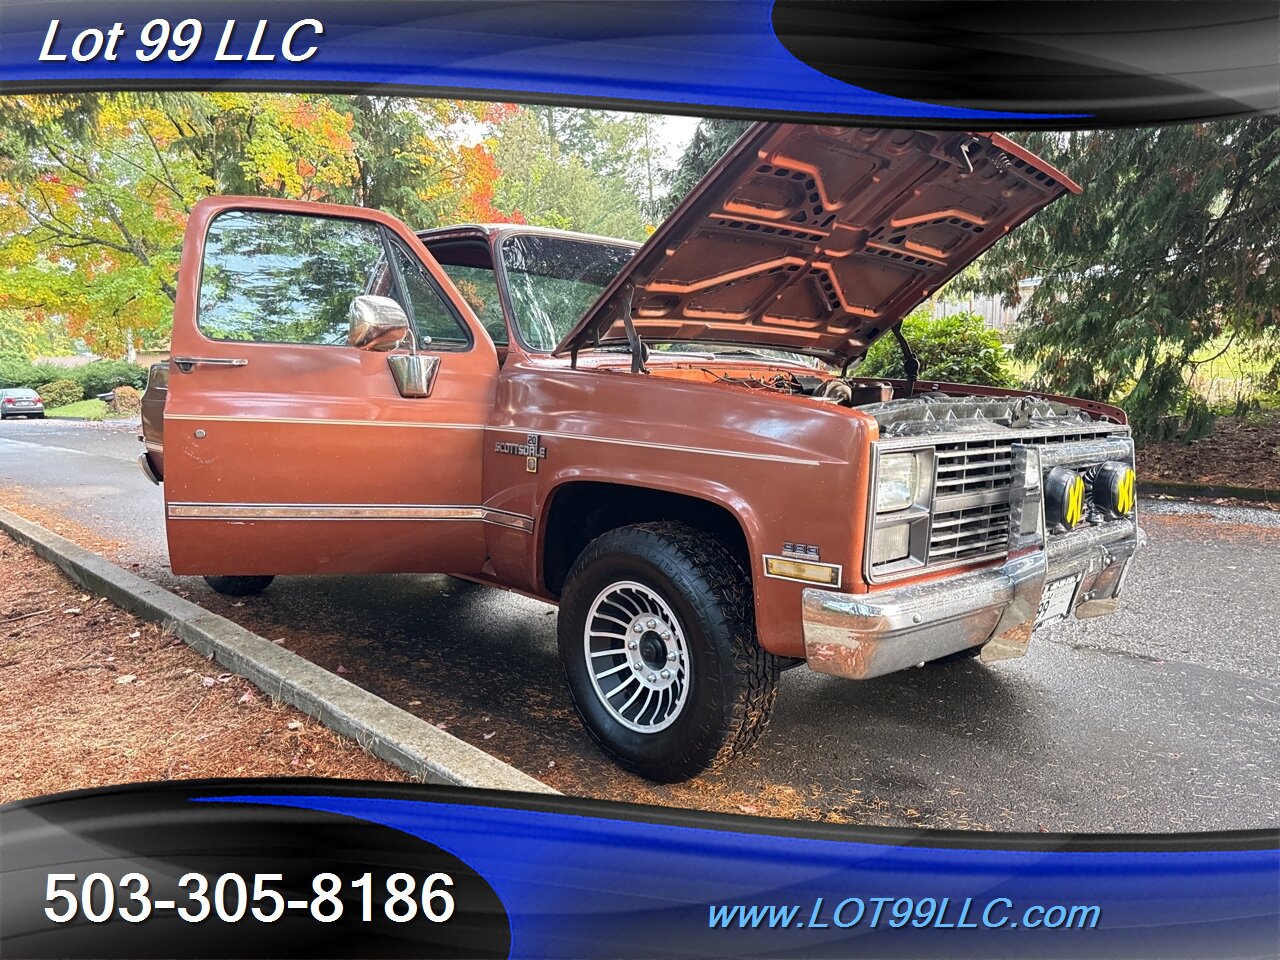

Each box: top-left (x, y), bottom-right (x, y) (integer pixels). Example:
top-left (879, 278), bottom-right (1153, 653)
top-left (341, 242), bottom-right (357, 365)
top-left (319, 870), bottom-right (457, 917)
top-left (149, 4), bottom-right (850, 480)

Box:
top-left (803, 439), bottom-right (1140, 680)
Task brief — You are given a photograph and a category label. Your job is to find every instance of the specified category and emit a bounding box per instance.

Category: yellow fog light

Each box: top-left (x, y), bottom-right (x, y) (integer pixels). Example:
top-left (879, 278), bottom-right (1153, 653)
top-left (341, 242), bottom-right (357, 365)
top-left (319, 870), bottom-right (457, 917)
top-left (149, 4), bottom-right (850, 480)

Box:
top-left (1044, 466), bottom-right (1086, 531)
top-left (1092, 461), bottom-right (1137, 516)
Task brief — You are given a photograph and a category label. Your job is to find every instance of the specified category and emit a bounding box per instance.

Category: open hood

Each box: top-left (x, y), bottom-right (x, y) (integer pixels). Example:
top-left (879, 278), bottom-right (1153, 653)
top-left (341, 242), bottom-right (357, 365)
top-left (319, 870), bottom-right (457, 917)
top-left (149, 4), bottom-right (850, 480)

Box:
top-left (555, 124), bottom-right (1079, 365)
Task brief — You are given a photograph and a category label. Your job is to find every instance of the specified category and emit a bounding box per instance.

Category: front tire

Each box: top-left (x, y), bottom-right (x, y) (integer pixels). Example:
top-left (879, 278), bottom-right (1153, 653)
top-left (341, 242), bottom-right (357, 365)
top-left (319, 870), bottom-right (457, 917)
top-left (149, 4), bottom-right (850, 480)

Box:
top-left (558, 522), bottom-right (779, 782)
top-left (203, 575), bottom-right (274, 597)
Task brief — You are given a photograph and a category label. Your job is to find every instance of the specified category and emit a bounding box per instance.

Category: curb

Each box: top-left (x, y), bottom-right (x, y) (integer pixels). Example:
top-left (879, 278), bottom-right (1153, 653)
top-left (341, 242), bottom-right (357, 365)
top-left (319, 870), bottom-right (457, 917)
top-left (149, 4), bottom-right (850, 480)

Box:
top-left (1139, 480), bottom-right (1276, 505)
top-left (0, 508), bottom-right (556, 795)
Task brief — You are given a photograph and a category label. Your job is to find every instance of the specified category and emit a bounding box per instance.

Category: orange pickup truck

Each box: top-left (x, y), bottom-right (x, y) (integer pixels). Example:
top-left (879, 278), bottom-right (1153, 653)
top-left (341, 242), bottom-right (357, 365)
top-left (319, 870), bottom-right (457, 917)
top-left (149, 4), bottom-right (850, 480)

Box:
top-left (140, 124), bottom-right (1140, 781)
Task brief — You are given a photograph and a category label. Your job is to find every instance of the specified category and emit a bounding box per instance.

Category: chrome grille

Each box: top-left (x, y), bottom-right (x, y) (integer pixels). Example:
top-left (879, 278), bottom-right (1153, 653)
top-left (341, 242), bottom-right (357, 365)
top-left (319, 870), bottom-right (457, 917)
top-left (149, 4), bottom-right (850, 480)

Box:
top-left (928, 428), bottom-right (1119, 566)
top-left (928, 502), bottom-right (1012, 561)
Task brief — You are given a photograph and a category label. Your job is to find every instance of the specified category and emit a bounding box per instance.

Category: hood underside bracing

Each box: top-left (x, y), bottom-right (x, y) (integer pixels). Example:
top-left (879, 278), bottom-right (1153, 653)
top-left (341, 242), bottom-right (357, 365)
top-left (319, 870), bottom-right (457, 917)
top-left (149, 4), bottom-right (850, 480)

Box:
top-left (556, 124), bottom-right (1079, 366)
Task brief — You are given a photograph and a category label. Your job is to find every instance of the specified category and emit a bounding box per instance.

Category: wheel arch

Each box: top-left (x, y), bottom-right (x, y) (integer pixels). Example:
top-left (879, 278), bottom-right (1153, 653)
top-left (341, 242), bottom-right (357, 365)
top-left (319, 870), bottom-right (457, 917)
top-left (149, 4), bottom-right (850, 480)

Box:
top-left (538, 477), bottom-right (759, 599)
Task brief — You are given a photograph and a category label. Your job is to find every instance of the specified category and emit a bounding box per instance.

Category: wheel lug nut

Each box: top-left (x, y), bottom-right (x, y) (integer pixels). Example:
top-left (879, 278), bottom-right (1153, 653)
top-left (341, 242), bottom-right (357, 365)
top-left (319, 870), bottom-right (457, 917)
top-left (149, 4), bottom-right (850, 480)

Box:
top-left (660, 670), bottom-right (670, 679)
top-left (632, 623), bottom-right (643, 633)
top-left (646, 619), bottom-right (656, 628)
top-left (667, 652), bottom-right (676, 661)
top-left (660, 631), bottom-right (670, 640)
top-left (647, 673), bottom-right (657, 682)
top-left (627, 641), bottom-right (637, 650)
top-left (633, 662), bottom-right (642, 671)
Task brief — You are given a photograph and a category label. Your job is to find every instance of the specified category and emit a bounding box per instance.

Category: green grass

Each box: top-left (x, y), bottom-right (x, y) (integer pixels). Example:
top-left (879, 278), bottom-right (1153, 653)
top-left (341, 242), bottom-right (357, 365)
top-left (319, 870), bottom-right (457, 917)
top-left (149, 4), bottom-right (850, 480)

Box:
top-left (1002, 335), bottom-right (1279, 412)
top-left (46, 399), bottom-right (110, 420)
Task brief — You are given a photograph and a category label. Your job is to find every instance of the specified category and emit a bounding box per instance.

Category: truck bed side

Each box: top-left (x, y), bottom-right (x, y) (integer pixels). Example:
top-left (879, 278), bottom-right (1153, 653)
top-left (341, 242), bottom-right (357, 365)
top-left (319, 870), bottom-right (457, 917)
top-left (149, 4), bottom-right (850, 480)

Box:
top-left (140, 361), bottom-right (167, 481)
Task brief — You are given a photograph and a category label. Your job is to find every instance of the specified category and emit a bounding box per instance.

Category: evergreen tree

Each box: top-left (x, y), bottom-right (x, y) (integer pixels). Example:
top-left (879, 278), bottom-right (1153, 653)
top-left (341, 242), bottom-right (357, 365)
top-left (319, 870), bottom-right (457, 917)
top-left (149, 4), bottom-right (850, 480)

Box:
top-left (969, 121), bottom-right (1280, 439)
top-left (660, 118), bottom-right (751, 216)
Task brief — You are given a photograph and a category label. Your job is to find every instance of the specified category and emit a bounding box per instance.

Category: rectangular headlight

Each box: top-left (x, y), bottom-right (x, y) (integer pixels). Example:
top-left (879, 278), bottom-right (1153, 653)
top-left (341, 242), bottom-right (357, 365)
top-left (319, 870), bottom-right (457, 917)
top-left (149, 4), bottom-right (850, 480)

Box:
top-left (875, 452), bottom-right (920, 513)
top-left (870, 522), bottom-right (910, 565)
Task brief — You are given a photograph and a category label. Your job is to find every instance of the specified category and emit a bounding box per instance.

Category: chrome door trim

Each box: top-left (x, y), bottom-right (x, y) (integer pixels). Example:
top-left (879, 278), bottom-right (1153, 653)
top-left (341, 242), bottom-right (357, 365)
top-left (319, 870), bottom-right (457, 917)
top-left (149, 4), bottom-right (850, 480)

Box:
top-left (167, 502), bottom-right (533, 532)
top-left (172, 356), bottom-right (249, 373)
top-left (502, 428), bottom-right (825, 467)
top-left (163, 414), bottom-right (484, 430)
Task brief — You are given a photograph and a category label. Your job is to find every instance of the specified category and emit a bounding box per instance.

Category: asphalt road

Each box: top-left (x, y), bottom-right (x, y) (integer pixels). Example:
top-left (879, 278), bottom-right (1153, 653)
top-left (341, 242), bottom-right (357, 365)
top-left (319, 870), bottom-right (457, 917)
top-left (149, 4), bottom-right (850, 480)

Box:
top-left (2, 418), bottom-right (1277, 833)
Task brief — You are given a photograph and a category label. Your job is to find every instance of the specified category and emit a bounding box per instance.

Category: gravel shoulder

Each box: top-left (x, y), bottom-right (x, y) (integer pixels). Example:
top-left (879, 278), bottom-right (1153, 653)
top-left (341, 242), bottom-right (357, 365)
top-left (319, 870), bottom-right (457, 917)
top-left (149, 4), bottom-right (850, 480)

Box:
top-left (0, 538), bottom-right (407, 805)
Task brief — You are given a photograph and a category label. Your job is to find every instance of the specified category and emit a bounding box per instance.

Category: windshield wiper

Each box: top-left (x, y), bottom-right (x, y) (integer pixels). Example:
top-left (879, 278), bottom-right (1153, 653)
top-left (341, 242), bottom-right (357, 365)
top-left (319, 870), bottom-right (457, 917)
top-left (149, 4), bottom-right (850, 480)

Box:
top-left (709, 348), bottom-right (775, 362)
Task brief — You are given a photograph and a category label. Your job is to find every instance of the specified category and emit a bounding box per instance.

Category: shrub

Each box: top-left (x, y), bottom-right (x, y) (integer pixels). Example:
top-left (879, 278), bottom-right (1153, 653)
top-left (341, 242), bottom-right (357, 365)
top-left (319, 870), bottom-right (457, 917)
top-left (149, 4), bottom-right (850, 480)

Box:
top-left (78, 360), bottom-right (147, 396)
top-left (858, 309), bottom-right (1016, 388)
top-left (37, 379), bottom-right (84, 408)
top-left (0, 360), bottom-right (67, 390)
top-left (110, 385), bottom-right (142, 415)
top-left (0, 359), bottom-right (147, 396)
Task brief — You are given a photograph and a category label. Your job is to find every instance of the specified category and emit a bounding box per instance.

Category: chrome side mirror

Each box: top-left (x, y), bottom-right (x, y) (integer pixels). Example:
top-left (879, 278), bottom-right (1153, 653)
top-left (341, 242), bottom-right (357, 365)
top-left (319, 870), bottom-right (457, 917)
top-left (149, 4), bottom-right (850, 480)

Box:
top-left (348, 295), bottom-right (409, 352)
top-left (387, 354), bottom-right (440, 398)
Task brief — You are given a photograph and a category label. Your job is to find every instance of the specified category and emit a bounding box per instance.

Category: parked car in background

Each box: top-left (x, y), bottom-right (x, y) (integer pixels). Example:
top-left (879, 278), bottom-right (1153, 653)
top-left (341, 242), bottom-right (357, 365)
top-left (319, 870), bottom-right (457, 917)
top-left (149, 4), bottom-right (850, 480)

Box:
top-left (0, 388), bottom-right (45, 419)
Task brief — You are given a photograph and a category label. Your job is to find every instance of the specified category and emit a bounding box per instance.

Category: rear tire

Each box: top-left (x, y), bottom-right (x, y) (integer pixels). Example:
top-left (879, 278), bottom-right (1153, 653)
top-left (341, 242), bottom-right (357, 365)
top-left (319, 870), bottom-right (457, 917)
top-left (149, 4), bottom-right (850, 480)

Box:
top-left (558, 521), bottom-right (779, 783)
top-left (203, 575), bottom-right (274, 597)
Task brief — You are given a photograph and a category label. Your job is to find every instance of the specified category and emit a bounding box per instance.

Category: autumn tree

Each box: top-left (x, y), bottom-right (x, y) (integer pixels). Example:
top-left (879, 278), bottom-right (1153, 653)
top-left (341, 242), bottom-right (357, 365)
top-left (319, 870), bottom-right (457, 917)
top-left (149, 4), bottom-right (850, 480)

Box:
top-left (0, 92), bottom-right (360, 357)
top-left (491, 106), bottom-right (655, 239)
top-left (0, 93), bottom-right (522, 358)
top-left (0, 308), bottom-right (74, 361)
top-left (335, 96), bottom-right (523, 227)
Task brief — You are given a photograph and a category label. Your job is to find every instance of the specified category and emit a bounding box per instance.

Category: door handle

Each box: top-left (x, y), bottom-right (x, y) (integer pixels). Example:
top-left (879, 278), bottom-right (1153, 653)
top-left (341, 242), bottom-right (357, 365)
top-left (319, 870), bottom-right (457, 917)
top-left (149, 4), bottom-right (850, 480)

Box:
top-left (172, 357), bottom-right (249, 373)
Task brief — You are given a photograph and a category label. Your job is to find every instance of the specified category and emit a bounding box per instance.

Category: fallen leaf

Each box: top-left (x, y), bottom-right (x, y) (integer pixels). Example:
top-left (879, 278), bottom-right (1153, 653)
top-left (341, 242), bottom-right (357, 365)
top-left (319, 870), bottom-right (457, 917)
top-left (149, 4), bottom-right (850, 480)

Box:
top-left (238, 690), bottom-right (255, 704)
top-left (128, 631), bottom-right (141, 639)
top-left (434, 722), bottom-right (448, 730)
top-left (336, 664), bottom-right (350, 674)
top-left (63, 607), bottom-right (81, 615)
top-left (407, 699), bottom-right (422, 707)
top-left (482, 732), bottom-right (495, 740)
top-left (116, 674), bottom-right (137, 685)
top-left (201, 676), bottom-right (216, 687)
top-left (287, 720), bottom-right (302, 730)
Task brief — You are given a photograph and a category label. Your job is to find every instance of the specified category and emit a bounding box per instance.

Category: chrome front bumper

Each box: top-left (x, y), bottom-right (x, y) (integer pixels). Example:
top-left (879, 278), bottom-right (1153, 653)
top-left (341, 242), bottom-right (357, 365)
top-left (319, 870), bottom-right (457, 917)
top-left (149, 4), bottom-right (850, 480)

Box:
top-left (803, 439), bottom-right (1141, 681)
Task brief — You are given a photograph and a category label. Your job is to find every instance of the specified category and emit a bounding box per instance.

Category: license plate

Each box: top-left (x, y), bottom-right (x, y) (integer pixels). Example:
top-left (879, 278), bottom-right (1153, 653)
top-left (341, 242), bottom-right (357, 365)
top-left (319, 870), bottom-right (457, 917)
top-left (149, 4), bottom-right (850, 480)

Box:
top-left (1035, 575), bottom-right (1080, 628)
top-left (15, 400), bottom-right (32, 405)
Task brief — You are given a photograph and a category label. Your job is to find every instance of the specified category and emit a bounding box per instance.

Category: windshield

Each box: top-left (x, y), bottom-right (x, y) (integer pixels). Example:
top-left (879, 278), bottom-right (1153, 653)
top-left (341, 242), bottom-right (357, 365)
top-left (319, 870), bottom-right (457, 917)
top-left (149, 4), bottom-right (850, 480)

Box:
top-left (500, 233), bottom-right (635, 352)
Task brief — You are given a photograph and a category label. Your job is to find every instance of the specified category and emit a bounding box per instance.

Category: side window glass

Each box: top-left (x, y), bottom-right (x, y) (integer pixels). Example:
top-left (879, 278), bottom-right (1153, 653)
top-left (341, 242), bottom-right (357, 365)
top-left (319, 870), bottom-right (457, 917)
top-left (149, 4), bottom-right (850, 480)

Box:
top-left (199, 210), bottom-right (388, 345)
top-left (388, 239), bottom-right (470, 349)
top-left (439, 263), bottom-right (508, 345)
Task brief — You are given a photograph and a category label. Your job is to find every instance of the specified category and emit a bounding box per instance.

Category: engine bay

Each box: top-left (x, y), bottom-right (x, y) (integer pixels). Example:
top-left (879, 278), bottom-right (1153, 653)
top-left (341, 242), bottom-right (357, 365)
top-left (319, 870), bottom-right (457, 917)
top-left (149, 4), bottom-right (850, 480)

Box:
top-left (690, 369), bottom-right (1114, 437)
top-left (855, 393), bottom-right (1110, 437)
